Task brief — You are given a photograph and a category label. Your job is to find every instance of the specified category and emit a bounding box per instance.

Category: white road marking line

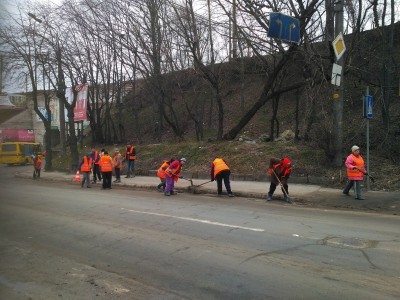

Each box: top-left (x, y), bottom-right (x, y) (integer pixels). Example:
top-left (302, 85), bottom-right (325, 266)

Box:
top-left (121, 208), bottom-right (264, 232)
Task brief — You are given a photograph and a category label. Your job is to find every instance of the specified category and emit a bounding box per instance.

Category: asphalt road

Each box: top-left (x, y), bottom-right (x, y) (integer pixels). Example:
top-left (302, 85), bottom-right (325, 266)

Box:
top-left (0, 165), bottom-right (399, 299)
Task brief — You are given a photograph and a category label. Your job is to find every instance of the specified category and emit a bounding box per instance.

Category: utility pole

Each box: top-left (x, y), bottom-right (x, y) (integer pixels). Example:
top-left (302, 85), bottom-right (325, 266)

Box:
top-left (57, 45), bottom-right (66, 155)
top-left (118, 33), bottom-right (125, 143)
top-left (231, 0), bottom-right (238, 59)
top-left (333, 0), bottom-right (344, 166)
top-left (365, 86), bottom-right (371, 190)
top-left (0, 55), bottom-right (3, 94)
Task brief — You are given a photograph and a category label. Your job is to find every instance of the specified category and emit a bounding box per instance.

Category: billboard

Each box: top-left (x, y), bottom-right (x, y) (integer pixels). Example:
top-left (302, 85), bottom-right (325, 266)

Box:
top-left (65, 84), bottom-right (88, 121)
top-left (0, 129), bottom-right (35, 142)
top-left (36, 101), bottom-right (57, 122)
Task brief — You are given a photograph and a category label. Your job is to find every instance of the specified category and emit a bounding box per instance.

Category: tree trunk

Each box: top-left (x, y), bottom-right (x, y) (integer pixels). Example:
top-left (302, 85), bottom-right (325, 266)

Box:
top-left (223, 51), bottom-right (293, 140)
top-left (295, 88), bottom-right (300, 141)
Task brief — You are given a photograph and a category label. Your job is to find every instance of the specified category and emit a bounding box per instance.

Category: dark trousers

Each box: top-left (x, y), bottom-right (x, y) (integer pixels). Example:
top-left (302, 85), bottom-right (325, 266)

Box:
top-left (115, 168), bottom-right (121, 180)
top-left (157, 178), bottom-right (166, 190)
top-left (343, 180), bottom-right (362, 198)
top-left (268, 182), bottom-right (289, 196)
top-left (93, 164), bottom-right (102, 181)
top-left (216, 170), bottom-right (232, 195)
top-left (126, 160), bottom-right (135, 176)
top-left (102, 172), bottom-right (112, 189)
top-left (82, 171), bottom-right (91, 187)
top-left (33, 169), bottom-right (41, 179)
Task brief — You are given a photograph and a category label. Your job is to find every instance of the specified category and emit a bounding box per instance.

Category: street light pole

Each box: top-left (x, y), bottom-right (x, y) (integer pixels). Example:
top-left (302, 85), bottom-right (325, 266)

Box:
top-left (118, 33), bottom-right (125, 142)
top-left (29, 12), bottom-right (66, 155)
top-left (57, 44), bottom-right (66, 155)
top-left (0, 55), bottom-right (3, 94)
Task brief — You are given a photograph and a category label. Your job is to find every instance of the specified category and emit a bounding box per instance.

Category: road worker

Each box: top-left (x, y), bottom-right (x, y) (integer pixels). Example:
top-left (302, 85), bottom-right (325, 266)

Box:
top-left (157, 159), bottom-right (172, 192)
top-left (79, 152), bottom-right (93, 188)
top-left (113, 149), bottom-right (123, 183)
top-left (343, 145), bottom-right (366, 200)
top-left (124, 143), bottom-right (136, 178)
top-left (91, 147), bottom-right (102, 183)
top-left (32, 153), bottom-right (42, 180)
top-left (164, 158), bottom-right (186, 196)
top-left (267, 157), bottom-right (292, 202)
top-left (211, 157), bottom-right (234, 197)
top-left (100, 150), bottom-right (113, 189)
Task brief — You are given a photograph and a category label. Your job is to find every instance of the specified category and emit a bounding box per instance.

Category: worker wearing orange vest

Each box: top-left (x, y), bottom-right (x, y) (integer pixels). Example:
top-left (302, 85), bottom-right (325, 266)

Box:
top-left (32, 153), bottom-right (42, 180)
top-left (100, 150), bottom-right (113, 189)
top-left (164, 158), bottom-right (186, 196)
top-left (267, 157), bottom-right (292, 202)
top-left (91, 147), bottom-right (102, 183)
top-left (156, 159), bottom-right (172, 192)
top-left (124, 143), bottom-right (136, 178)
top-left (79, 152), bottom-right (93, 188)
top-left (211, 157), bottom-right (234, 197)
top-left (343, 145), bottom-right (367, 200)
top-left (113, 149), bottom-right (123, 183)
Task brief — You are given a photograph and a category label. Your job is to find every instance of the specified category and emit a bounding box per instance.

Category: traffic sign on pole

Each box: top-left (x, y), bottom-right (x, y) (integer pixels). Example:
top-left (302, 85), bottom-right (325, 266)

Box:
top-left (267, 13), bottom-right (300, 44)
top-left (331, 63), bottom-right (342, 86)
top-left (332, 33), bottom-right (346, 61)
top-left (363, 95), bottom-right (373, 119)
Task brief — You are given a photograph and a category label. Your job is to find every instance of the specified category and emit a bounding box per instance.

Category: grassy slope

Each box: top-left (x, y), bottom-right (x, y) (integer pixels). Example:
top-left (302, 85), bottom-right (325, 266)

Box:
top-left (56, 58), bottom-right (400, 191)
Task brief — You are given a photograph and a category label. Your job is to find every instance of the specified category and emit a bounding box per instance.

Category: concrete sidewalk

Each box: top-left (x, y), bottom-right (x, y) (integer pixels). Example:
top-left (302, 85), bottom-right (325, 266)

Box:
top-left (15, 169), bottom-right (400, 215)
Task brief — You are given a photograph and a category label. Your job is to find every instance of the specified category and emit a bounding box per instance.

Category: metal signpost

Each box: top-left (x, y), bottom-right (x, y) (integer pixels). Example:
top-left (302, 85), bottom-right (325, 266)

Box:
top-left (363, 87), bottom-right (373, 190)
top-left (267, 13), bottom-right (300, 44)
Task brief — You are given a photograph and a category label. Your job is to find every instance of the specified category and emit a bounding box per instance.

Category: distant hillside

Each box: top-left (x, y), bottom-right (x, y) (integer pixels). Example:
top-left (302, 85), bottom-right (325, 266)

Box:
top-left (120, 50), bottom-right (399, 158)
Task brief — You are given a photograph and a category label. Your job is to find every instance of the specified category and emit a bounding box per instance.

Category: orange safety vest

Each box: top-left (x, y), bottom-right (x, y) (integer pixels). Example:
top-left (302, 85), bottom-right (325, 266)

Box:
top-left (268, 161), bottom-right (291, 177)
top-left (100, 155), bottom-right (113, 172)
top-left (213, 158), bottom-right (230, 177)
top-left (113, 154), bottom-right (122, 169)
top-left (126, 146), bottom-right (136, 160)
top-left (81, 156), bottom-right (93, 172)
top-left (35, 157), bottom-right (42, 170)
top-left (347, 154), bottom-right (365, 177)
top-left (93, 151), bottom-right (100, 165)
top-left (165, 161), bottom-right (181, 182)
top-left (157, 161), bottom-right (170, 179)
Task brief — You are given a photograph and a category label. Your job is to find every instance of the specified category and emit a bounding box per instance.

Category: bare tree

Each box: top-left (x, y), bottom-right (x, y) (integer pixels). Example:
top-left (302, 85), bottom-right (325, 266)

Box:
top-left (0, 5), bottom-right (54, 170)
top-left (211, 0), bottom-right (323, 140)
top-left (169, 0), bottom-right (228, 140)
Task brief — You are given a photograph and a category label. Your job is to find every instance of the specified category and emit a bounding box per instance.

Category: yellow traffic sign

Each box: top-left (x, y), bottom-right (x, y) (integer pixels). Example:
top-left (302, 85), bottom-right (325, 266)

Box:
top-left (332, 33), bottom-right (346, 61)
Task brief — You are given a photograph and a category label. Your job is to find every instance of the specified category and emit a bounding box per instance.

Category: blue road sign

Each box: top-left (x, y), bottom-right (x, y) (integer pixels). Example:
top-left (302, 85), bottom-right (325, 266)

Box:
top-left (267, 13), bottom-right (300, 44)
top-left (363, 95), bottom-right (373, 119)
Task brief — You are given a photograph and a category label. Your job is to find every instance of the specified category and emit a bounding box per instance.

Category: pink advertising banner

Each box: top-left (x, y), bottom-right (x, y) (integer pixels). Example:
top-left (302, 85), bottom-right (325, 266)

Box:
top-left (0, 129), bottom-right (35, 142)
top-left (65, 84), bottom-right (88, 121)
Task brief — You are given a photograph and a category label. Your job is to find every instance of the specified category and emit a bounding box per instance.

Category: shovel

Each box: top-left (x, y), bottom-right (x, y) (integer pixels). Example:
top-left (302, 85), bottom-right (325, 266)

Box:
top-left (188, 180), bottom-right (212, 194)
top-left (364, 173), bottom-right (375, 183)
top-left (181, 177), bottom-right (194, 186)
top-left (272, 169), bottom-right (292, 204)
top-left (195, 180), bottom-right (212, 187)
top-left (356, 166), bottom-right (375, 183)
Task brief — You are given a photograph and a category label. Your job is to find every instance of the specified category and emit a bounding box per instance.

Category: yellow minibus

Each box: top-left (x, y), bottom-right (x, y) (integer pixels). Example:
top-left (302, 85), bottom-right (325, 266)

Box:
top-left (0, 142), bottom-right (41, 165)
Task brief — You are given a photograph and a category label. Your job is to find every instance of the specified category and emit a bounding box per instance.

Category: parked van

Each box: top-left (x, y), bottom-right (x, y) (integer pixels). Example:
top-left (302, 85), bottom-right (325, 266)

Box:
top-left (0, 142), bottom-right (42, 165)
